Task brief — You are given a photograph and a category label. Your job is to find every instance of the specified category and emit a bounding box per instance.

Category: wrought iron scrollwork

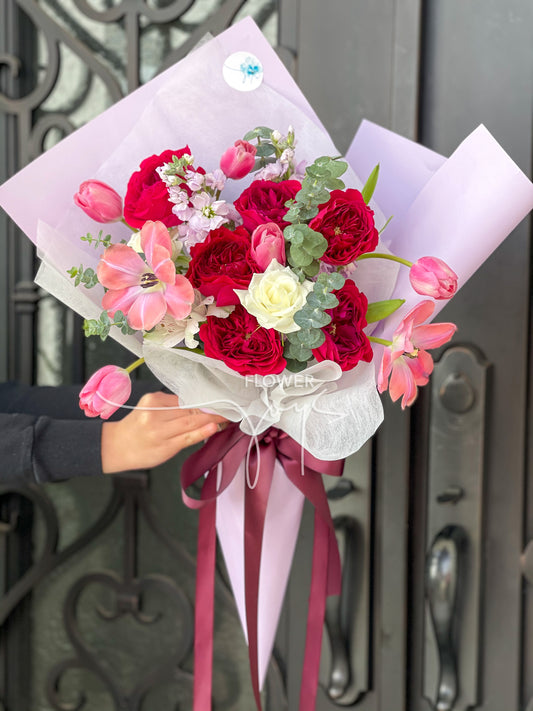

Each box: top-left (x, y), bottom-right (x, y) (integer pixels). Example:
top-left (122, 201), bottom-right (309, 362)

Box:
top-left (1, 1), bottom-right (288, 707)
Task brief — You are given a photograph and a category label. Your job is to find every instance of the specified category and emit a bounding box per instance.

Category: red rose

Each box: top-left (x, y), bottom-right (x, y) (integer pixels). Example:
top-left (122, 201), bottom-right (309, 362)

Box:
top-left (234, 179), bottom-right (301, 231)
top-left (199, 305), bottom-right (287, 376)
top-left (312, 279), bottom-right (373, 371)
top-left (309, 188), bottom-right (378, 265)
top-left (124, 148), bottom-right (191, 229)
top-left (186, 225), bottom-right (260, 306)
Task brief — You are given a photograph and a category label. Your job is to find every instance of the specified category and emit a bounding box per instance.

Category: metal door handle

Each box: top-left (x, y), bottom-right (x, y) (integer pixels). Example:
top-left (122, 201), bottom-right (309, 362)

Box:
top-left (324, 516), bottom-right (358, 701)
top-left (425, 525), bottom-right (466, 711)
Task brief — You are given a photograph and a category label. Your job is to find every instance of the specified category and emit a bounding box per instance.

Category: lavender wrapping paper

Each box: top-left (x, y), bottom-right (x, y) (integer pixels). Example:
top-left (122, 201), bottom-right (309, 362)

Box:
top-left (1, 17), bottom-right (533, 691)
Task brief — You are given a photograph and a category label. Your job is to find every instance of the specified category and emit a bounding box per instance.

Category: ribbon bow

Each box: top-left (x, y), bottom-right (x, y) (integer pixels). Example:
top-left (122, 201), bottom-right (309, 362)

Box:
top-left (181, 423), bottom-right (344, 711)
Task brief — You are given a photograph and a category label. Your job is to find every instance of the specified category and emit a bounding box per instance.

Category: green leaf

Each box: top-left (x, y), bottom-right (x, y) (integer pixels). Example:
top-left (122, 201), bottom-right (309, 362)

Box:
top-left (243, 126), bottom-right (273, 141)
top-left (316, 271), bottom-right (345, 291)
top-left (322, 177), bottom-right (345, 192)
top-left (327, 159), bottom-right (348, 178)
top-left (285, 339), bottom-right (313, 362)
top-left (289, 244), bottom-right (314, 267)
top-left (255, 143), bottom-right (276, 157)
top-left (302, 260), bottom-right (320, 278)
top-left (285, 358), bottom-right (309, 373)
top-left (306, 290), bottom-right (339, 310)
top-left (361, 164), bottom-right (380, 205)
top-left (378, 215), bottom-right (394, 235)
top-left (366, 298), bottom-right (405, 324)
top-left (293, 307), bottom-right (331, 329)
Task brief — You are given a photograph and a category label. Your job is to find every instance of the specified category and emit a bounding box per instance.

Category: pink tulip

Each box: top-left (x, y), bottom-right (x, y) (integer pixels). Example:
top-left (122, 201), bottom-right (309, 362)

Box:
top-left (409, 256), bottom-right (458, 300)
top-left (79, 365), bottom-right (131, 419)
top-left (220, 140), bottom-right (257, 180)
top-left (74, 180), bottom-right (123, 223)
top-left (378, 300), bottom-right (457, 408)
top-left (250, 222), bottom-right (286, 270)
top-left (97, 220), bottom-right (194, 331)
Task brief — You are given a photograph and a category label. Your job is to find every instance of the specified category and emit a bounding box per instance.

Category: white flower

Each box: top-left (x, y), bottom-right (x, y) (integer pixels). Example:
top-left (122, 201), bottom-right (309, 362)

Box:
top-left (144, 291), bottom-right (233, 348)
top-left (234, 260), bottom-right (313, 334)
top-left (254, 161), bottom-right (284, 181)
top-left (204, 169), bottom-right (227, 192)
top-left (127, 230), bottom-right (143, 253)
top-left (186, 171), bottom-right (205, 192)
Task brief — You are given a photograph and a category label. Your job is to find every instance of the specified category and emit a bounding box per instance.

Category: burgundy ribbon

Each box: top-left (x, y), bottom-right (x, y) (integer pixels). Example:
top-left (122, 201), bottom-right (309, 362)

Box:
top-left (181, 424), bottom-right (344, 711)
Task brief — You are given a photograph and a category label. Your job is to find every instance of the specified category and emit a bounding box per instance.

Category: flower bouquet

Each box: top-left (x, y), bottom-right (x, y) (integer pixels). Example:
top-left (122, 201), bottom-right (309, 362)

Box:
top-left (1, 17), bottom-right (532, 711)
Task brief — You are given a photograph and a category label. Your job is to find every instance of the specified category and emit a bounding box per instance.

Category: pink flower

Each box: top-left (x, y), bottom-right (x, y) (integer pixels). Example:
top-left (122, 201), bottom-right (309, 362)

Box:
top-left (79, 365), bottom-right (131, 419)
top-left (250, 222), bottom-right (286, 270)
top-left (74, 180), bottom-right (123, 223)
top-left (97, 220), bottom-right (194, 331)
top-left (378, 300), bottom-right (457, 408)
top-left (409, 256), bottom-right (458, 300)
top-left (220, 140), bottom-right (257, 180)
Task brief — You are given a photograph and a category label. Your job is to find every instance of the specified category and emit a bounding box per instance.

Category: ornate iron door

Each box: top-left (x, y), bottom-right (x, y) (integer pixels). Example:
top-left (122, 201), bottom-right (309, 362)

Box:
top-left (1, 1), bottom-right (532, 710)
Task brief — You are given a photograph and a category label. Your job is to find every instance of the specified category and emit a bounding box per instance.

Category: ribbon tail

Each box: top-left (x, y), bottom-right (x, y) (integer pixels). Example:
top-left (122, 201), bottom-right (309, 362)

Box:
top-left (244, 445), bottom-right (276, 711)
top-left (299, 512), bottom-right (331, 710)
top-left (193, 471), bottom-right (217, 711)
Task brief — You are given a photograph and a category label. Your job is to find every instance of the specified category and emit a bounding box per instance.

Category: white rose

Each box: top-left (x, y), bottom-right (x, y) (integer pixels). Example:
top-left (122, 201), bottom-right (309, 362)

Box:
top-left (235, 260), bottom-right (313, 334)
top-left (127, 230), bottom-right (143, 253)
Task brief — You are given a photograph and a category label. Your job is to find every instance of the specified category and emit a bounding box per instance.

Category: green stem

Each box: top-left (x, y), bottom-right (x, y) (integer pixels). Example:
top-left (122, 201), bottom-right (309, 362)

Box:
top-left (369, 336), bottom-right (392, 347)
top-left (121, 217), bottom-right (135, 231)
top-left (125, 357), bottom-right (145, 374)
top-left (356, 252), bottom-right (413, 268)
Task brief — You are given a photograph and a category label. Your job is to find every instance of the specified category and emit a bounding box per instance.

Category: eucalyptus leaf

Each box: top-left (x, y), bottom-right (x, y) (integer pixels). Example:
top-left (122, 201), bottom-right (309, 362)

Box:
top-left (289, 244), bottom-right (314, 267)
top-left (316, 271), bottom-right (345, 291)
top-left (302, 260), bottom-right (320, 278)
top-left (294, 308), bottom-right (331, 329)
top-left (243, 126), bottom-right (273, 141)
top-left (255, 143), bottom-right (276, 157)
top-left (322, 177), bottom-right (345, 191)
top-left (285, 340), bottom-right (313, 362)
top-left (285, 358), bottom-right (309, 373)
top-left (306, 291), bottom-right (339, 310)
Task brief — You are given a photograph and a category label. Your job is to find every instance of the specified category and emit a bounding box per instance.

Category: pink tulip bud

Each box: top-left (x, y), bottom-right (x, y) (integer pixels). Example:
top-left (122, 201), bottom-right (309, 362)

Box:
top-left (74, 180), bottom-right (123, 223)
top-left (79, 365), bottom-right (131, 420)
top-left (409, 256), bottom-right (458, 300)
top-left (250, 222), bottom-right (286, 271)
top-left (219, 140), bottom-right (257, 180)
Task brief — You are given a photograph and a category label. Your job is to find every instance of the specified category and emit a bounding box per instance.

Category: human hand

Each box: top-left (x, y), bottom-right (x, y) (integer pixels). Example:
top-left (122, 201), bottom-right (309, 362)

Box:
top-left (101, 391), bottom-right (228, 474)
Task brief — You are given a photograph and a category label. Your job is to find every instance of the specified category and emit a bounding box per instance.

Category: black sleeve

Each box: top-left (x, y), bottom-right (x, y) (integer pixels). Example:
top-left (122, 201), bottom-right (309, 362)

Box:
top-left (0, 380), bottom-right (158, 485)
top-left (0, 413), bottom-right (104, 484)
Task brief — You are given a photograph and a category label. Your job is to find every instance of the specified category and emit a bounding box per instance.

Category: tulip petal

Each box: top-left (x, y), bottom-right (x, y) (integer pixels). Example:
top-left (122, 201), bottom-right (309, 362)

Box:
top-left (377, 347), bottom-right (392, 393)
top-left (127, 291), bottom-right (167, 331)
top-left (405, 299), bottom-right (435, 327)
top-left (97, 244), bottom-right (145, 289)
top-left (102, 285), bottom-right (142, 317)
top-left (164, 275), bottom-right (195, 321)
top-left (149, 243), bottom-right (176, 284)
top-left (407, 349), bottom-right (433, 385)
top-left (141, 220), bottom-right (173, 265)
top-left (388, 357), bottom-right (418, 408)
top-left (413, 322), bottom-right (457, 350)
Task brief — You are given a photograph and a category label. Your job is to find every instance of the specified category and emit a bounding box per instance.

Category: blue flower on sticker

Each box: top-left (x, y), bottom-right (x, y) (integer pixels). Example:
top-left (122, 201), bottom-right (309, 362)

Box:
top-left (240, 56), bottom-right (263, 83)
top-left (223, 51), bottom-right (264, 91)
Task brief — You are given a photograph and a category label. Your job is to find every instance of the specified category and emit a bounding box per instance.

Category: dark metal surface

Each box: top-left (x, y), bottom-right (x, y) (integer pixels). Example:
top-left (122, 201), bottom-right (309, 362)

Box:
top-left (422, 346), bottom-right (489, 710)
top-left (0, 1), bottom-right (286, 709)
top-left (425, 526), bottom-right (466, 711)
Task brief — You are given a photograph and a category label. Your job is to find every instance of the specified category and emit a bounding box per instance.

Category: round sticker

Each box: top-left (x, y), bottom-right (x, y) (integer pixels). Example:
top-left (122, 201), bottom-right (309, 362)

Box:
top-left (223, 51), bottom-right (264, 92)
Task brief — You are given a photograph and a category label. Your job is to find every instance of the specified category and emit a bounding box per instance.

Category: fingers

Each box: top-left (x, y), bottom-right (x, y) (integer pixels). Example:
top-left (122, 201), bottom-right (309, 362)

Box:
top-left (134, 392), bottom-right (226, 423)
top-left (168, 421), bottom-right (220, 453)
top-left (150, 414), bottom-right (223, 443)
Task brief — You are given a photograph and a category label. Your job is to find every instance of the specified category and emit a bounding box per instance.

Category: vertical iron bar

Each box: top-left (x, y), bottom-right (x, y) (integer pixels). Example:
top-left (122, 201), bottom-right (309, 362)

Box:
top-left (0, 495), bottom-right (34, 711)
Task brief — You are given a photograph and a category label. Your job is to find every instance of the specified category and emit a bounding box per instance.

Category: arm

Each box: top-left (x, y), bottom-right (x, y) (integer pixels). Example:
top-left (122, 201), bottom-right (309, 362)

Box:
top-left (0, 384), bottom-right (227, 484)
